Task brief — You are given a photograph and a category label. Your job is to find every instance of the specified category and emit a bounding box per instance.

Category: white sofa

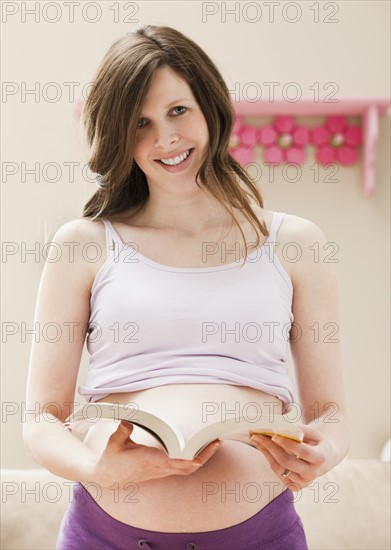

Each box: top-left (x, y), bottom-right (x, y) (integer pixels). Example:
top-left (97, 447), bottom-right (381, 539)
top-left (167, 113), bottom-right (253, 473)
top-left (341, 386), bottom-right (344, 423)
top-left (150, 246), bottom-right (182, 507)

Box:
top-left (1, 458), bottom-right (390, 550)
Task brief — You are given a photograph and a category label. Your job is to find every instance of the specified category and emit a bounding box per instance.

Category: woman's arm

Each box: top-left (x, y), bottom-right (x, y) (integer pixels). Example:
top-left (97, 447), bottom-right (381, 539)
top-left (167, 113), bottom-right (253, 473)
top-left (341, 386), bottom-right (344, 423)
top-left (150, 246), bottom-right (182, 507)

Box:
top-left (23, 219), bottom-right (101, 481)
top-left (251, 216), bottom-right (350, 489)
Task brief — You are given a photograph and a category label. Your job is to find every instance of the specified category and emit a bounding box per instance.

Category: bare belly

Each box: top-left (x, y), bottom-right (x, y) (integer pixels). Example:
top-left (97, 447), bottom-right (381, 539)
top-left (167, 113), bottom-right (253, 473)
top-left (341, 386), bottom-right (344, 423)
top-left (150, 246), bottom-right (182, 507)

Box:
top-left (81, 384), bottom-right (287, 533)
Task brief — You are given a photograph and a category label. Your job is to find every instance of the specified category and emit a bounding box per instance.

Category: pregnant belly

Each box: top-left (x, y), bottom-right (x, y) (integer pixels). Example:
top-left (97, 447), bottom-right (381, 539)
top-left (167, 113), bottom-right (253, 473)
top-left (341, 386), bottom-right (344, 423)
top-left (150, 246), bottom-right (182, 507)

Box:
top-left (81, 384), bottom-right (288, 532)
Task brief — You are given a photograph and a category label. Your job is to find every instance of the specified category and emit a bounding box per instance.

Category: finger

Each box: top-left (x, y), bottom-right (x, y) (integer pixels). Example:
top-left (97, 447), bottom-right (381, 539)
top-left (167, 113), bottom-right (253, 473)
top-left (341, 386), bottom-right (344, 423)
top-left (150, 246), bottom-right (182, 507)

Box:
top-left (251, 436), bottom-right (284, 470)
top-left (270, 435), bottom-right (310, 462)
top-left (251, 439), bottom-right (298, 484)
top-left (192, 440), bottom-right (222, 465)
top-left (250, 438), bottom-right (306, 491)
top-left (109, 421), bottom-right (135, 448)
top-left (269, 434), bottom-right (320, 466)
top-left (251, 435), bottom-right (305, 474)
top-left (297, 423), bottom-right (323, 444)
top-left (169, 441), bottom-right (221, 476)
top-left (251, 438), bottom-right (276, 466)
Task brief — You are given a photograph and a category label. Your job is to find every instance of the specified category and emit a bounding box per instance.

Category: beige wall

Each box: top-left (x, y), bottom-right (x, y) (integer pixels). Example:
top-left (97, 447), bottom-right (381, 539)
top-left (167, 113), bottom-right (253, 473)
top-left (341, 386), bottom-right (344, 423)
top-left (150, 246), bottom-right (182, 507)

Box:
top-left (2, 1), bottom-right (390, 468)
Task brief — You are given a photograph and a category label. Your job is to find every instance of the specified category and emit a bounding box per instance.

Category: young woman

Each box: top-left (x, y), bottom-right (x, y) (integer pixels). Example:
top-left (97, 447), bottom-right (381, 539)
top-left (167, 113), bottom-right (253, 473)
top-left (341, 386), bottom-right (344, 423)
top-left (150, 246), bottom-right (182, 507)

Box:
top-left (24, 25), bottom-right (349, 550)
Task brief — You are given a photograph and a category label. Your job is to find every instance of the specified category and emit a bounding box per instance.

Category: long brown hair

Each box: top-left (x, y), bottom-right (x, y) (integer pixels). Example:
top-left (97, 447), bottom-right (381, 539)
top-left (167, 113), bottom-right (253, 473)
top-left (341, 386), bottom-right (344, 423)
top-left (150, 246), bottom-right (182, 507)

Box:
top-left (81, 25), bottom-right (268, 260)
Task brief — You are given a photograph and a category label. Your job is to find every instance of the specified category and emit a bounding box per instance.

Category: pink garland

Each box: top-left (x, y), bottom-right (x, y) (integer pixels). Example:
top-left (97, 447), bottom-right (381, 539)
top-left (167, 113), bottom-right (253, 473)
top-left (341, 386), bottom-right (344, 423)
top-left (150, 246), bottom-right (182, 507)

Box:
top-left (229, 115), bottom-right (362, 166)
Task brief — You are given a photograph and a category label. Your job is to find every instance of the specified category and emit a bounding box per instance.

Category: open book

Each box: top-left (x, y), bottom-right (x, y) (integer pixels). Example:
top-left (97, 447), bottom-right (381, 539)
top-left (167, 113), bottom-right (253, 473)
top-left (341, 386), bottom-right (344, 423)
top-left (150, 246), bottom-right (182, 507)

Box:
top-left (64, 402), bottom-right (304, 460)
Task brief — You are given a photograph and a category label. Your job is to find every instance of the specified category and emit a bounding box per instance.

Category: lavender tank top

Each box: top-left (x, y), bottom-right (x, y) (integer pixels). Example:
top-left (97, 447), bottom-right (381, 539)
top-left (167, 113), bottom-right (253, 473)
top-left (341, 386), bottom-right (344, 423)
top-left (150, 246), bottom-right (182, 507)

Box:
top-left (78, 211), bottom-right (297, 414)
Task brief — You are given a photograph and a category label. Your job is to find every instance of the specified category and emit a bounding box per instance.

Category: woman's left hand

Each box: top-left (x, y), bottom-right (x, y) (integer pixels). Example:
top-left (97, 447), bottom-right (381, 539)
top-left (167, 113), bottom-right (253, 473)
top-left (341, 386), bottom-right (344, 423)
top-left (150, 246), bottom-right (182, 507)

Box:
top-left (250, 423), bottom-right (335, 492)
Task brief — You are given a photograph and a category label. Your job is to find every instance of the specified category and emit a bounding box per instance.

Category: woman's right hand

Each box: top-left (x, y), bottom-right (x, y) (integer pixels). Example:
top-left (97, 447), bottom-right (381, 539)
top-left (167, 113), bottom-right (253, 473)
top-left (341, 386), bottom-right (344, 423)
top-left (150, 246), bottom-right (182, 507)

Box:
top-left (90, 421), bottom-right (222, 489)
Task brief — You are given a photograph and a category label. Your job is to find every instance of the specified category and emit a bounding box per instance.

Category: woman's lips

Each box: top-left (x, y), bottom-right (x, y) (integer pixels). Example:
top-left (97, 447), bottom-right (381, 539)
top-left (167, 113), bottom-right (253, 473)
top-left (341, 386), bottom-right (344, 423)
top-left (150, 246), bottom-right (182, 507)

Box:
top-left (155, 148), bottom-right (194, 172)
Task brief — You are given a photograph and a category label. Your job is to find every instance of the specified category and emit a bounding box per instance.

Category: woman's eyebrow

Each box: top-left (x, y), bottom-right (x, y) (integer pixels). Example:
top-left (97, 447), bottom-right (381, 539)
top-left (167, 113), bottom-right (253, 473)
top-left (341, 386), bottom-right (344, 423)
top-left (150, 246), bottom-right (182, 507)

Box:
top-left (140, 98), bottom-right (191, 116)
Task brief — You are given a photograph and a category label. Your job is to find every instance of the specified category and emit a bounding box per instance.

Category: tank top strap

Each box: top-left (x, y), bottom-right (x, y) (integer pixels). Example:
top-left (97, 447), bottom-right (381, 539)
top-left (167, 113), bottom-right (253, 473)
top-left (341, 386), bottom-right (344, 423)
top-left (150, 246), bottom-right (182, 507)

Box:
top-left (267, 211), bottom-right (285, 244)
top-left (101, 218), bottom-right (124, 259)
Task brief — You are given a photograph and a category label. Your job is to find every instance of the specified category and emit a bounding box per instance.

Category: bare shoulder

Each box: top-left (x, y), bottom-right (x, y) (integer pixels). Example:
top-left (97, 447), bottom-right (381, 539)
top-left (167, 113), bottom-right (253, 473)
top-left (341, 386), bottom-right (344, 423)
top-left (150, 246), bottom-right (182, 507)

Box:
top-left (278, 212), bottom-right (328, 244)
top-left (48, 217), bottom-right (108, 289)
top-left (51, 216), bottom-right (105, 243)
top-left (278, 212), bottom-right (337, 289)
top-left (50, 216), bottom-right (108, 260)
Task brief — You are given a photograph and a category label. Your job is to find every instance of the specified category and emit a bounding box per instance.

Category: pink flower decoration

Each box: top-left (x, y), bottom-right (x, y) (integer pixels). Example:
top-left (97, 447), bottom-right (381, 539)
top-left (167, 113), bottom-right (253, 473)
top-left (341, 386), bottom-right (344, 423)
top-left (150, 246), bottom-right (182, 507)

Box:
top-left (311, 116), bottom-right (362, 166)
top-left (258, 116), bottom-right (310, 165)
top-left (229, 117), bottom-right (256, 164)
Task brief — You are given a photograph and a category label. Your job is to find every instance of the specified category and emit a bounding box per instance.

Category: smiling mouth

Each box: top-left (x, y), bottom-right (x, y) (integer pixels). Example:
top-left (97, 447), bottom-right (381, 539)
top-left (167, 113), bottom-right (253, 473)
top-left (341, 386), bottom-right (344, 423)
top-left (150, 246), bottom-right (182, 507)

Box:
top-left (155, 148), bottom-right (194, 166)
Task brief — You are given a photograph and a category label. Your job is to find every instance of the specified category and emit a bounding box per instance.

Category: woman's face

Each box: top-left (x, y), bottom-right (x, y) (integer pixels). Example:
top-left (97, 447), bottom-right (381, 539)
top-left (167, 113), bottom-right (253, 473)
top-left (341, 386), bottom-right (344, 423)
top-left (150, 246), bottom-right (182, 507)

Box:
top-left (133, 65), bottom-right (210, 191)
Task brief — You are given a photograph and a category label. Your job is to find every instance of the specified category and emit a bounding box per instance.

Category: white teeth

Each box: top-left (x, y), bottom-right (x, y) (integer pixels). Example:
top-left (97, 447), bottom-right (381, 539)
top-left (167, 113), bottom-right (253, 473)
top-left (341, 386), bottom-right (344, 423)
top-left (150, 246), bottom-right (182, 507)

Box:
top-left (160, 149), bottom-right (191, 166)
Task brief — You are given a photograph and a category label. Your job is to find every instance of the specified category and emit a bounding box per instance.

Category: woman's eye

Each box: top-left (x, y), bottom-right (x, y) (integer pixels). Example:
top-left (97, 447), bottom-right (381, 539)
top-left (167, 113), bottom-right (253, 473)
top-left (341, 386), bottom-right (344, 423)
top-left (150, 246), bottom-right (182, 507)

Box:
top-left (172, 106), bottom-right (186, 115)
top-left (137, 118), bottom-right (147, 128)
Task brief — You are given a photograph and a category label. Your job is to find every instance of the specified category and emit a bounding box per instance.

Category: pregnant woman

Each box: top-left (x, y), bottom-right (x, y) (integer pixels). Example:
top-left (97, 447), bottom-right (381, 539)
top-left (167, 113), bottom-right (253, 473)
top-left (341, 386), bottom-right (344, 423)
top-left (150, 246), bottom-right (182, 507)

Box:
top-left (24, 25), bottom-right (349, 550)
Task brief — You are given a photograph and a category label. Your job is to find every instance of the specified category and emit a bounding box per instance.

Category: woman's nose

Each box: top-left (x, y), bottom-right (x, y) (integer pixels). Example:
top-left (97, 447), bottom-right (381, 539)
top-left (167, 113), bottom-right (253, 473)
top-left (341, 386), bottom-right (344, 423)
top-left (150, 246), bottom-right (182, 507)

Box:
top-left (154, 121), bottom-right (178, 148)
